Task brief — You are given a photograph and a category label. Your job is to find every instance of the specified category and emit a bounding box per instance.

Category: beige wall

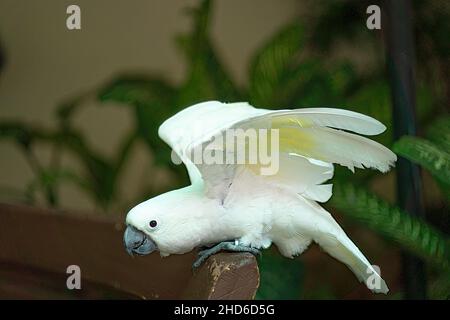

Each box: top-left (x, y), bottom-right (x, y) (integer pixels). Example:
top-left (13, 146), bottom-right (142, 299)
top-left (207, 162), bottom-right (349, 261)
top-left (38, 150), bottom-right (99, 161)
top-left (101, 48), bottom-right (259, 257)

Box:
top-left (0, 0), bottom-right (302, 212)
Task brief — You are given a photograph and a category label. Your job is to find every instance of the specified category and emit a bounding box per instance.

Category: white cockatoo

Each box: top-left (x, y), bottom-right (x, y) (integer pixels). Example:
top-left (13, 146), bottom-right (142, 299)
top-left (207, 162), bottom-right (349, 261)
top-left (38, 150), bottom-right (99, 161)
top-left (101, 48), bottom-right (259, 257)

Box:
top-left (124, 101), bottom-right (396, 294)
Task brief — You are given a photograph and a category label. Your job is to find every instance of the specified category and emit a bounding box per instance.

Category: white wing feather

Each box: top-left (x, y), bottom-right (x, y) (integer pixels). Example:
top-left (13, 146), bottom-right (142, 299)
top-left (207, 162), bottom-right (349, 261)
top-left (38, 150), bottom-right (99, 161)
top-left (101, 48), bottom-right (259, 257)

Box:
top-left (264, 108), bottom-right (386, 135)
top-left (159, 100), bottom-right (396, 199)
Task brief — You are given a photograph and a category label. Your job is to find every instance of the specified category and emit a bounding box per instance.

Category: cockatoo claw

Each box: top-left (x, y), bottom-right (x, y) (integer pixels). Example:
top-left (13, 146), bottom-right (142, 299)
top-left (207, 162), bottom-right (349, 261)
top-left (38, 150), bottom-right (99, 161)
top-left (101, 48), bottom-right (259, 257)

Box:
top-left (192, 241), bottom-right (261, 269)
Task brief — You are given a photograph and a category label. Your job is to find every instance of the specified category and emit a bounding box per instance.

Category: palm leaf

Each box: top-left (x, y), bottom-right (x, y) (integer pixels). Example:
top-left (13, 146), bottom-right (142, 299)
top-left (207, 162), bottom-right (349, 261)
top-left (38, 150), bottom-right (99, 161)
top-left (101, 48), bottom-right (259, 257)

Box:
top-left (98, 75), bottom-right (188, 183)
top-left (0, 121), bottom-right (117, 208)
top-left (248, 22), bottom-right (303, 107)
top-left (176, 0), bottom-right (240, 107)
top-left (393, 136), bottom-right (450, 187)
top-left (426, 115), bottom-right (450, 152)
top-left (98, 75), bottom-right (176, 157)
top-left (329, 182), bottom-right (450, 269)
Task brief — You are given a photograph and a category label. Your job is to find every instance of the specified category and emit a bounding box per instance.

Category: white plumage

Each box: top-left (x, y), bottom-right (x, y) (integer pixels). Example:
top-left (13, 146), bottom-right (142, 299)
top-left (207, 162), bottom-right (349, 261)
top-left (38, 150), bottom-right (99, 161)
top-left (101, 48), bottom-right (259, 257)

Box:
top-left (126, 101), bottom-right (396, 294)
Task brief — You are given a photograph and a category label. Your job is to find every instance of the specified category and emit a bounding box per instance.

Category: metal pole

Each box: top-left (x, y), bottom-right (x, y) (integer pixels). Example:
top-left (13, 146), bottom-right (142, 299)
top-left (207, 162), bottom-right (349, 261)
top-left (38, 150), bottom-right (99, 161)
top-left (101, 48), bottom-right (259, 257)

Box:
top-left (383, 0), bottom-right (427, 299)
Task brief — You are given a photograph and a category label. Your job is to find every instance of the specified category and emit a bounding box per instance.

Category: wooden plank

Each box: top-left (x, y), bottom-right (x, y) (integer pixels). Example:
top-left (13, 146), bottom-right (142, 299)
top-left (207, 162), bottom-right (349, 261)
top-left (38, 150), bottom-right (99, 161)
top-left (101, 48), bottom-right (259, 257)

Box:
top-left (0, 261), bottom-right (137, 299)
top-left (0, 203), bottom-right (194, 299)
top-left (0, 203), bottom-right (260, 299)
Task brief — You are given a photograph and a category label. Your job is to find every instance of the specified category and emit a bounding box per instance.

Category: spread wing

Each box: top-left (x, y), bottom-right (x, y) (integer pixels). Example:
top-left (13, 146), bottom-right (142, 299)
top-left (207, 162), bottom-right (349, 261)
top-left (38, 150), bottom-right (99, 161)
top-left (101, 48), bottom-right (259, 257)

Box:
top-left (158, 101), bottom-right (268, 186)
top-left (158, 100), bottom-right (396, 202)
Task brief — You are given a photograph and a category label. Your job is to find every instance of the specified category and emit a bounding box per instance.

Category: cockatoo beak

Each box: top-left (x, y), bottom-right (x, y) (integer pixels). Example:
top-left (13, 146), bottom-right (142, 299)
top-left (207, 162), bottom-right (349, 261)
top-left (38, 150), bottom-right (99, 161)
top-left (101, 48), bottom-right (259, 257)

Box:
top-left (123, 225), bottom-right (157, 256)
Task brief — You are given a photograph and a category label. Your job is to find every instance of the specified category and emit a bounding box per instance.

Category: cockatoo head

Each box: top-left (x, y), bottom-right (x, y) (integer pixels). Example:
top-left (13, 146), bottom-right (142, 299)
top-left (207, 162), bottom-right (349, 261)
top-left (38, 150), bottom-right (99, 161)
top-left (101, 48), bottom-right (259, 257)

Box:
top-left (123, 187), bottom-right (205, 257)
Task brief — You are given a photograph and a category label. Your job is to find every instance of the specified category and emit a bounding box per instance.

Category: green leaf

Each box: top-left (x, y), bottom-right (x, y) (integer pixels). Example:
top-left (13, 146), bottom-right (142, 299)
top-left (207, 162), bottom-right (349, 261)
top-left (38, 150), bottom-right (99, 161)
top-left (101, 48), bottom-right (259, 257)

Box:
top-left (329, 182), bottom-right (450, 269)
top-left (274, 58), bottom-right (325, 108)
top-left (416, 84), bottom-right (438, 124)
top-left (176, 0), bottom-right (240, 107)
top-left (54, 129), bottom-right (117, 208)
top-left (428, 271), bottom-right (450, 299)
top-left (98, 75), bottom-right (176, 159)
top-left (98, 75), bottom-right (189, 184)
top-left (0, 121), bottom-right (49, 149)
top-left (290, 62), bottom-right (357, 108)
top-left (309, 0), bottom-right (369, 50)
top-left (249, 22), bottom-right (304, 107)
top-left (99, 75), bottom-right (175, 108)
top-left (426, 116), bottom-right (450, 152)
top-left (328, 62), bottom-right (358, 99)
top-left (0, 121), bottom-right (118, 208)
top-left (393, 136), bottom-right (450, 186)
top-left (24, 168), bottom-right (90, 205)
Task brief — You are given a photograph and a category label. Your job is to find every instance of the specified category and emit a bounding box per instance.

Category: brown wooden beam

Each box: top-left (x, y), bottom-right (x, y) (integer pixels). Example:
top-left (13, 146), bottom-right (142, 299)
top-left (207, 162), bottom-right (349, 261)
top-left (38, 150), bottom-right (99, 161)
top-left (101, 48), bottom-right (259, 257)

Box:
top-left (0, 203), bottom-right (259, 299)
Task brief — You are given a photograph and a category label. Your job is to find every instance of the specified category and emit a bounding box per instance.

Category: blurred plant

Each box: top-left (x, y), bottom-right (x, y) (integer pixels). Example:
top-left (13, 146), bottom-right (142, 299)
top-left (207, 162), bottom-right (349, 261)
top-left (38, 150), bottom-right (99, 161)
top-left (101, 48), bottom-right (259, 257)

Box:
top-left (393, 124), bottom-right (450, 201)
top-left (256, 250), bottom-right (304, 300)
top-left (0, 0), bottom-right (448, 299)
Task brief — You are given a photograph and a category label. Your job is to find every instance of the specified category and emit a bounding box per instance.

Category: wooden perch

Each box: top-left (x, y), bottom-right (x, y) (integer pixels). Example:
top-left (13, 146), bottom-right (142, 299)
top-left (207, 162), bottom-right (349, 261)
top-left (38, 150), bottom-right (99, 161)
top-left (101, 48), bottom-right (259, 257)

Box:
top-left (0, 203), bottom-right (259, 299)
top-left (183, 252), bottom-right (259, 299)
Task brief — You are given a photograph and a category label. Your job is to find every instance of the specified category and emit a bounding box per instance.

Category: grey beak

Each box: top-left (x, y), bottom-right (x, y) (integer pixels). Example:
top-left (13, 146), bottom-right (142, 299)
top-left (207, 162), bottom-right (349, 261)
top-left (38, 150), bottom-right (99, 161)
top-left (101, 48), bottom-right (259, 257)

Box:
top-left (123, 226), bottom-right (157, 256)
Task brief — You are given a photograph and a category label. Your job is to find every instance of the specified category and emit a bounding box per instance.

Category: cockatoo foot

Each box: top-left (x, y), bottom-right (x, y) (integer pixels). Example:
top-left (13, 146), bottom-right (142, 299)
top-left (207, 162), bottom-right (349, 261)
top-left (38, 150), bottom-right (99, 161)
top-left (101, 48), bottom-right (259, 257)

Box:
top-left (192, 241), bottom-right (261, 269)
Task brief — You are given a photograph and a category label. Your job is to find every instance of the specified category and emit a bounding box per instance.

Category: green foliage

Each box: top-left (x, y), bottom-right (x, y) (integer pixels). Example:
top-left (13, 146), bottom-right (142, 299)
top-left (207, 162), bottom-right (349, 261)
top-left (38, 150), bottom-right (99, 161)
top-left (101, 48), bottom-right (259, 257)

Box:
top-left (330, 182), bottom-right (450, 269)
top-left (428, 271), bottom-right (450, 299)
top-left (394, 137), bottom-right (450, 184)
top-left (309, 0), bottom-right (377, 51)
top-left (248, 23), bottom-right (304, 107)
top-left (98, 76), bottom-right (177, 165)
top-left (0, 121), bottom-right (134, 209)
top-left (176, 0), bottom-right (241, 107)
top-left (427, 116), bottom-right (450, 152)
top-left (256, 251), bottom-right (304, 299)
top-left (394, 123), bottom-right (450, 203)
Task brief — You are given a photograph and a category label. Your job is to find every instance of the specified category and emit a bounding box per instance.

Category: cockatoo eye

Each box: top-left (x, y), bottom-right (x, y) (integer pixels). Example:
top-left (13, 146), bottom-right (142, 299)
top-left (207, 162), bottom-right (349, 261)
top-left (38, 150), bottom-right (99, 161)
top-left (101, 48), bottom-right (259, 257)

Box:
top-left (149, 220), bottom-right (158, 228)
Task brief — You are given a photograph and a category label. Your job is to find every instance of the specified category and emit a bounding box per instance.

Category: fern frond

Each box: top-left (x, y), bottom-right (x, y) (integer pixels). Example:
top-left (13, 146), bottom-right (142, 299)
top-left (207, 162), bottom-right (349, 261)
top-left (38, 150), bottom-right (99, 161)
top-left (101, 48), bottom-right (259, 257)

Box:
top-left (249, 22), bottom-right (303, 107)
top-left (426, 115), bottom-right (450, 151)
top-left (330, 182), bottom-right (450, 269)
top-left (393, 136), bottom-right (450, 196)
